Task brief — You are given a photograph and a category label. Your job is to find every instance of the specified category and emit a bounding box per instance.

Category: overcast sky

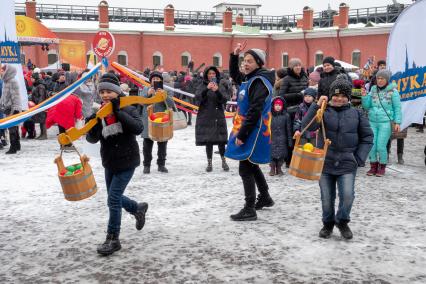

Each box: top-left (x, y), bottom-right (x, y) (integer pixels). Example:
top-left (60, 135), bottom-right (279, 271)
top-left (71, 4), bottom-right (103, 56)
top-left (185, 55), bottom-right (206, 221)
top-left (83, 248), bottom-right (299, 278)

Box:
top-left (35, 0), bottom-right (414, 16)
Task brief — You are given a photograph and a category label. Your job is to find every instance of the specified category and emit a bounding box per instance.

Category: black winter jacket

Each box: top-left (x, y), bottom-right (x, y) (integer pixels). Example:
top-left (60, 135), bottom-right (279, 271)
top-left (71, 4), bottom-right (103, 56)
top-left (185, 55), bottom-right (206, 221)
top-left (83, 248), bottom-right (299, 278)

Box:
top-left (195, 66), bottom-right (228, 145)
top-left (278, 68), bottom-right (308, 110)
top-left (86, 105), bottom-right (143, 173)
top-left (271, 108), bottom-right (293, 160)
top-left (302, 103), bottom-right (373, 175)
top-left (229, 53), bottom-right (275, 143)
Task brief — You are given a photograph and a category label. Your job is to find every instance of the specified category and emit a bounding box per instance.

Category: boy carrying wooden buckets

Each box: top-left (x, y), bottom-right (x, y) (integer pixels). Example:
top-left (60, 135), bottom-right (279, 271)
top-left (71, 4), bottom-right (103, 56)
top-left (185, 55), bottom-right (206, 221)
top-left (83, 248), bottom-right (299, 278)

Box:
top-left (302, 78), bottom-right (373, 239)
top-left (86, 73), bottom-right (148, 256)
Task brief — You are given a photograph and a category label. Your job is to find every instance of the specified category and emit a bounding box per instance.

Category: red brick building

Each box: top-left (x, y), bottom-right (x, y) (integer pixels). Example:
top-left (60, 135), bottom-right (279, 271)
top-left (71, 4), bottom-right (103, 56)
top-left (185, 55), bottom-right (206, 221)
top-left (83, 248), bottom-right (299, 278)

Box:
top-left (21, 1), bottom-right (393, 72)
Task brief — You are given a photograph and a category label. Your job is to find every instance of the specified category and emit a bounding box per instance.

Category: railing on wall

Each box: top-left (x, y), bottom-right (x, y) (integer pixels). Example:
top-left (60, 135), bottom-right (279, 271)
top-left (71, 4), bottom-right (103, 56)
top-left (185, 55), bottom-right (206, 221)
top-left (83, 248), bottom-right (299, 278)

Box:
top-left (15, 3), bottom-right (409, 30)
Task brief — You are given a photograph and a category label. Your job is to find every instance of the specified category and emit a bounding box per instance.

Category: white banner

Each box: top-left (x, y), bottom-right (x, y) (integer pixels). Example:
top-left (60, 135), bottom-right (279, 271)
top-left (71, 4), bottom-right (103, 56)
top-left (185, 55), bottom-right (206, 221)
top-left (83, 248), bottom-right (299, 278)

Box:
top-left (387, 0), bottom-right (426, 130)
top-left (0, 0), bottom-right (28, 111)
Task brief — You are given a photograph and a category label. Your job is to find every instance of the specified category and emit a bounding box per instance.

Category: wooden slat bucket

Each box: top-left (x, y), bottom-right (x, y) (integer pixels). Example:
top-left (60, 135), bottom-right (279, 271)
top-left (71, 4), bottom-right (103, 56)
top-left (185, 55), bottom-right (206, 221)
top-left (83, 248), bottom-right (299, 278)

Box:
top-left (289, 101), bottom-right (331, 181)
top-left (148, 105), bottom-right (173, 142)
top-left (289, 140), bottom-right (329, 181)
top-left (54, 149), bottom-right (97, 201)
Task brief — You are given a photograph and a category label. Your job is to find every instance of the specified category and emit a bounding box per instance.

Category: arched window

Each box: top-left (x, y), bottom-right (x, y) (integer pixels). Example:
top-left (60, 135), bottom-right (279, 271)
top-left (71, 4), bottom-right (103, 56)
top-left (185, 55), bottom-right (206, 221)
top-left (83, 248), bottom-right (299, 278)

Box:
top-left (86, 50), bottom-right (98, 65)
top-left (153, 51), bottom-right (163, 67)
top-left (315, 51), bottom-right (324, 66)
top-left (181, 51), bottom-right (191, 67)
top-left (282, 52), bottom-right (289, 68)
top-left (213, 52), bottom-right (222, 67)
top-left (48, 49), bottom-right (58, 65)
top-left (117, 50), bottom-right (128, 66)
top-left (352, 50), bottom-right (361, 67)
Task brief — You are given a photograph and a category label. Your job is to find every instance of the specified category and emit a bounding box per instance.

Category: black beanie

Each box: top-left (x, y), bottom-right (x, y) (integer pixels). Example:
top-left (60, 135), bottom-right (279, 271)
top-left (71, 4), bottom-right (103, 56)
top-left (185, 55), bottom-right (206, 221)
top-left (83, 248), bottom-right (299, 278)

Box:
top-left (329, 78), bottom-right (352, 100)
top-left (149, 71), bottom-right (163, 82)
top-left (322, 56), bottom-right (335, 66)
top-left (98, 73), bottom-right (122, 95)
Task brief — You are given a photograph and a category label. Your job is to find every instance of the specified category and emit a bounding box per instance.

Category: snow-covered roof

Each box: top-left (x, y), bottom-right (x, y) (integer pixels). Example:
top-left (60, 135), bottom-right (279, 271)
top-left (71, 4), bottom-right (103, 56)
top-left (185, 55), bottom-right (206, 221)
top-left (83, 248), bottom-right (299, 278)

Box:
top-left (40, 19), bottom-right (393, 37)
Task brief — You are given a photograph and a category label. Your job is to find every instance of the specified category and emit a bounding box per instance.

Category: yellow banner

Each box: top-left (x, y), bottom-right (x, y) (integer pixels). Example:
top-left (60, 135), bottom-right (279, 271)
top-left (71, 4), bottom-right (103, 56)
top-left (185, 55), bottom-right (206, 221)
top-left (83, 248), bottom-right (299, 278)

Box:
top-left (59, 39), bottom-right (86, 70)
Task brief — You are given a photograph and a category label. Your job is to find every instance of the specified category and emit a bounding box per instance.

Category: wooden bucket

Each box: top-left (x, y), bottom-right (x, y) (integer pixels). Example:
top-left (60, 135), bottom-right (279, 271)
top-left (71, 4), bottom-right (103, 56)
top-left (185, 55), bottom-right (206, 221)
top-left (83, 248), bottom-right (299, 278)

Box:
top-left (54, 147), bottom-right (97, 201)
top-left (148, 105), bottom-right (173, 142)
top-left (289, 101), bottom-right (331, 181)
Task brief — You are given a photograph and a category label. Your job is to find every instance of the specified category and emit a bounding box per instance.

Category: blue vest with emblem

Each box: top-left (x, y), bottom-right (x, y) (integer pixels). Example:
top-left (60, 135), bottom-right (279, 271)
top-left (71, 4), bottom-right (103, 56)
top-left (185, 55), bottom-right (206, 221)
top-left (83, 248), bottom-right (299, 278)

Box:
top-left (225, 75), bottom-right (273, 164)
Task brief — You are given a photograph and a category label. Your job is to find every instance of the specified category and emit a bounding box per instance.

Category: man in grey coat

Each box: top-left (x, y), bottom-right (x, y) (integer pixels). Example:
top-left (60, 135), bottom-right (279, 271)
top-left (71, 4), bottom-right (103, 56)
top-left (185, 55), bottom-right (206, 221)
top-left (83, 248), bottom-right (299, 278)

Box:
top-left (0, 64), bottom-right (22, 154)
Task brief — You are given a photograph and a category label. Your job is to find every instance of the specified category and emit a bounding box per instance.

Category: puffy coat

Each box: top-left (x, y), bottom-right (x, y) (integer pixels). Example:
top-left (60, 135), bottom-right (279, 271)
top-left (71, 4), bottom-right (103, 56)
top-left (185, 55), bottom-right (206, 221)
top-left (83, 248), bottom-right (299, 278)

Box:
top-left (271, 98), bottom-right (293, 160)
top-left (86, 105), bottom-right (143, 173)
top-left (74, 82), bottom-right (97, 118)
top-left (302, 103), bottom-right (373, 175)
top-left (293, 102), bottom-right (316, 139)
top-left (46, 94), bottom-right (82, 129)
top-left (30, 79), bottom-right (48, 123)
top-left (0, 65), bottom-right (22, 115)
top-left (362, 83), bottom-right (402, 124)
top-left (195, 66), bottom-right (228, 145)
top-left (278, 68), bottom-right (309, 110)
top-left (139, 87), bottom-right (175, 139)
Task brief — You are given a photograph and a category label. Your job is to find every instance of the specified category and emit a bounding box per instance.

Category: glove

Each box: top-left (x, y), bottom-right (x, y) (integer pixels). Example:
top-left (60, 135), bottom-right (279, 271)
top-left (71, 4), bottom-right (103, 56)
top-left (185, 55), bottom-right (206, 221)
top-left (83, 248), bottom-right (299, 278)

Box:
top-left (85, 113), bottom-right (97, 123)
top-left (13, 110), bottom-right (20, 115)
top-left (111, 98), bottom-right (120, 114)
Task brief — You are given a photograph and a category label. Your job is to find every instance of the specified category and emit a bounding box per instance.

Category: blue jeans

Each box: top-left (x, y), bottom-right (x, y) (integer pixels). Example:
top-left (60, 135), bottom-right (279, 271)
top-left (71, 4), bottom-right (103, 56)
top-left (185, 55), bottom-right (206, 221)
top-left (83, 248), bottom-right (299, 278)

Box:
top-left (105, 168), bottom-right (138, 234)
top-left (319, 171), bottom-right (356, 224)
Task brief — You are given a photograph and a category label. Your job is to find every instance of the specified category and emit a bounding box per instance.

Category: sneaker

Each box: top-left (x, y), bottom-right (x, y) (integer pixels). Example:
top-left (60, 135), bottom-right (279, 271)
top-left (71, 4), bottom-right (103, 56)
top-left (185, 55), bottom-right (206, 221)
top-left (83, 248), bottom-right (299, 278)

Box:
top-left (133, 202), bottom-right (148, 231)
top-left (230, 206), bottom-right (257, 221)
top-left (254, 195), bottom-right (275, 210)
top-left (319, 223), bottom-right (334, 238)
top-left (336, 222), bottom-right (353, 239)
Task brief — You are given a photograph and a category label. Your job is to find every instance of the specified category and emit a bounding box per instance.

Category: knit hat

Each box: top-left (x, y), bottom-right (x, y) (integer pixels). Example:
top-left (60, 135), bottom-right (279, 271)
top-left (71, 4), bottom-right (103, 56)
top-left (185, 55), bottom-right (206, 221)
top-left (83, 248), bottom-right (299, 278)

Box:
top-left (322, 56), bottom-right (335, 66)
top-left (245, 48), bottom-right (266, 67)
top-left (98, 73), bottom-right (122, 95)
top-left (303, 87), bottom-right (317, 98)
top-left (308, 71), bottom-right (321, 83)
top-left (149, 71), bottom-right (163, 82)
top-left (329, 79), bottom-right (352, 100)
top-left (273, 98), bottom-right (284, 109)
top-left (288, 58), bottom-right (302, 69)
top-left (376, 69), bottom-right (391, 83)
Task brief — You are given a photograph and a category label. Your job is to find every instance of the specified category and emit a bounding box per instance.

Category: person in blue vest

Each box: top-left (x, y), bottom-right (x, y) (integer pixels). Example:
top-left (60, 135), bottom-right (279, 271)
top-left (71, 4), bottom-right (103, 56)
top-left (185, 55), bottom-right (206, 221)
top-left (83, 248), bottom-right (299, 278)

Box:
top-left (226, 44), bottom-right (275, 221)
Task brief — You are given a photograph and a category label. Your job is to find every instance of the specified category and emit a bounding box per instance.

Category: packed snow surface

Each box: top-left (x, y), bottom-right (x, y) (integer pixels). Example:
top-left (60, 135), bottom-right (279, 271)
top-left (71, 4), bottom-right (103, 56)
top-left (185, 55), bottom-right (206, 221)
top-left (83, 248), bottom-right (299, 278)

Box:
top-left (0, 123), bottom-right (425, 283)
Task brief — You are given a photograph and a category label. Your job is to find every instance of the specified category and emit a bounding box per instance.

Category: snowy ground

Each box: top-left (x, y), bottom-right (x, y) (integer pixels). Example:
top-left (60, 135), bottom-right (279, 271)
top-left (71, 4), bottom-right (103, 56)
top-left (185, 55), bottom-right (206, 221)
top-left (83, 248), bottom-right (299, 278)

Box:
top-left (0, 122), bottom-right (425, 283)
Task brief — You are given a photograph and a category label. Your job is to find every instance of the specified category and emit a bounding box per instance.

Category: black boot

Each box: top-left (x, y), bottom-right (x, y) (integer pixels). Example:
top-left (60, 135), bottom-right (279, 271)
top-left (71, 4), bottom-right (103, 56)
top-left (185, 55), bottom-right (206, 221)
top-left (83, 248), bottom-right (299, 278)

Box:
top-left (5, 146), bottom-right (18, 154)
top-left (221, 156), bottom-right (229, 171)
top-left (206, 159), bottom-right (212, 172)
top-left (97, 233), bottom-right (121, 256)
top-left (397, 153), bottom-right (404, 165)
top-left (143, 166), bottom-right (150, 174)
top-left (230, 206), bottom-right (257, 221)
top-left (254, 194), bottom-right (275, 210)
top-left (276, 163), bottom-right (284, 176)
top-left (336, 221), bottom-right (353, 239)
top-left (133, 202), bottom-right (148, 231)
top-left (158, 165), bottom-right (169, 173)
top-left (319, 222), bottom-right (335, 238)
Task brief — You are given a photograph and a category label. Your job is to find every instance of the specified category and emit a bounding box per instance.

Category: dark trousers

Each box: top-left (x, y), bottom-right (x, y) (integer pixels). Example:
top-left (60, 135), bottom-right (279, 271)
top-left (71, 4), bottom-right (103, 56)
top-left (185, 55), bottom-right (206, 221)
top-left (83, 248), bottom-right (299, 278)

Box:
top-left (239, 160), bottom-right (270, 207)
top-left (8, 126), bottom-right (20, 150)
top-left (143, 138), bottom-right (167, 166)
top-left (105, 168), bottom-right (138, 234)
top-left (386, 138), bottom-right (404, 155)
top-left (206, 143), bottom-right (226, 159)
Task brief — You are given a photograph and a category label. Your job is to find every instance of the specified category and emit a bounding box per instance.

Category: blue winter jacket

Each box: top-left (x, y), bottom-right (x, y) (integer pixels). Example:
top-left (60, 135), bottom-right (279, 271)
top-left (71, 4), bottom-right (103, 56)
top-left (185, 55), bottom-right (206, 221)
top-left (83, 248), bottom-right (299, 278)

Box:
top-left (302, 103), bottom-right (374, 175)
top-left (361, 83), bottom-right (402, 124)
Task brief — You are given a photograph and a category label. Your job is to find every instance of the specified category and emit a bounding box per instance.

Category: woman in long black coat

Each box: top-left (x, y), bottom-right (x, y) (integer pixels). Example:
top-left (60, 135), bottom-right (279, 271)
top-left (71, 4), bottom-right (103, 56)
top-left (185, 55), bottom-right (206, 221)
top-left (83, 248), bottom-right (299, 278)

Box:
top-left (195, 66), bottom-right (230, 172)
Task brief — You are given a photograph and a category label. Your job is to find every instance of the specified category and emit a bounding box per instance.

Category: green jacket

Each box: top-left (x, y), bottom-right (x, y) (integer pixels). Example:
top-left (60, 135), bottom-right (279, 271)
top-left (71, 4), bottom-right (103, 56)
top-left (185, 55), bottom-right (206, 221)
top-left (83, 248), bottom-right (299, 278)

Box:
top-left (362, 83), bottom-right (402, 124)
